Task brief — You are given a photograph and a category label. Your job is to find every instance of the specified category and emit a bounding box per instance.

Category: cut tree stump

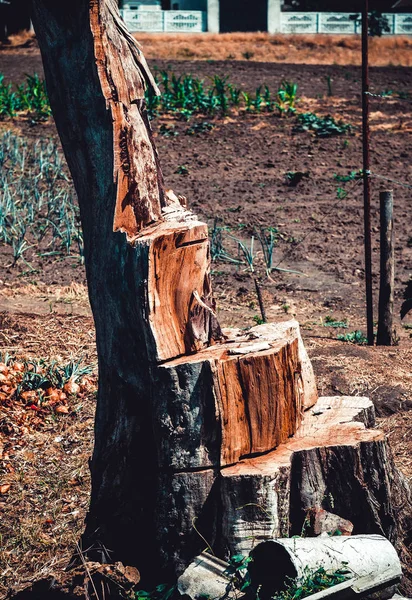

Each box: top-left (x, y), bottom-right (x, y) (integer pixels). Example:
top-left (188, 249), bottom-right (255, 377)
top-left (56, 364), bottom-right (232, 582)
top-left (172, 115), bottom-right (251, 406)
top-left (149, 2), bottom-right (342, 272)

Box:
top-left (217, 396), bottom-right (411, 557)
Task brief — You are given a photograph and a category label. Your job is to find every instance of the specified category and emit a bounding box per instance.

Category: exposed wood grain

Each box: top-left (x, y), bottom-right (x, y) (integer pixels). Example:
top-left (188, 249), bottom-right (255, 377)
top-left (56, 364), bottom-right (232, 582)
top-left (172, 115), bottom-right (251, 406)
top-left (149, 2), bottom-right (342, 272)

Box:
top-left (154, 329), bottom-right (303, 470)
top-left (136, 216), bottom-right (222, 362)
top-left (218, 396), bottom-right (386, 556)
top-left (90, 0), bottom-right (165, 237)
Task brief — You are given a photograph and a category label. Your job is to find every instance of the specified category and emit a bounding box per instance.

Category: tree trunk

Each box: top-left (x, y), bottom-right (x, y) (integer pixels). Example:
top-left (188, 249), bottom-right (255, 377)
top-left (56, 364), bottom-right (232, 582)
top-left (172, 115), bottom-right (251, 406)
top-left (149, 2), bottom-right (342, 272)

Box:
top-left (30, 0), bottom-right (203, 580)
top-left (31, 0), bottom-right (412, 587)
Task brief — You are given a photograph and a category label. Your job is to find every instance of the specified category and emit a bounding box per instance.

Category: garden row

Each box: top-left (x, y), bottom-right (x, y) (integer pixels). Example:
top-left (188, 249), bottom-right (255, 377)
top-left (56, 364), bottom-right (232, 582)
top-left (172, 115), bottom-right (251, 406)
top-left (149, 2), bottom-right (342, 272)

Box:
top-left (0, 71), bottom-right (354, 137)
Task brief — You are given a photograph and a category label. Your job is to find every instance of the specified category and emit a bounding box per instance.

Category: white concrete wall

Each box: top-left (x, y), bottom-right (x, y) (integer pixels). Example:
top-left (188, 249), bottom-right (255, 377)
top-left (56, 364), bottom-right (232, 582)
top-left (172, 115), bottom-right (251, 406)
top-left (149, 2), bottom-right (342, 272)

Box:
top-left (207, 0), bottom-right (219, 32)
top-left (267, 0), bottom-right (281, 33)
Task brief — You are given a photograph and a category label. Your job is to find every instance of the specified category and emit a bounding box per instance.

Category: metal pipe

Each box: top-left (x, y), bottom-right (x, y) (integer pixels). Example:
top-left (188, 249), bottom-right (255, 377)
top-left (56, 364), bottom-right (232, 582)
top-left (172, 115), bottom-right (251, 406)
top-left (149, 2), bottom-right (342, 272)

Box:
top-left (362, 0), bottom-right (374, 346)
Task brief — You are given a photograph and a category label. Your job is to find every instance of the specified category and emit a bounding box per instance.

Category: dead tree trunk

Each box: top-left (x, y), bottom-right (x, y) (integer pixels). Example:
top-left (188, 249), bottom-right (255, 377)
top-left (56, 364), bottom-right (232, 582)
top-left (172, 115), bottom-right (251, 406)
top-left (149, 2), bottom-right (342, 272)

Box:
top-left (32, 0), bottom-right (412, 586)
top-left (30, 0), bottom-right (217, 580)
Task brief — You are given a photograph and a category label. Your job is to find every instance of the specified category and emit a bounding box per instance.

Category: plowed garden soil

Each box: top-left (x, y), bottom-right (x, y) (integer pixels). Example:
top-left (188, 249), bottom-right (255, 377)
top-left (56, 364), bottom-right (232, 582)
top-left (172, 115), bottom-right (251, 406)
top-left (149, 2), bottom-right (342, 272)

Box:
top-left (1, 46), bottom-right (412, 594)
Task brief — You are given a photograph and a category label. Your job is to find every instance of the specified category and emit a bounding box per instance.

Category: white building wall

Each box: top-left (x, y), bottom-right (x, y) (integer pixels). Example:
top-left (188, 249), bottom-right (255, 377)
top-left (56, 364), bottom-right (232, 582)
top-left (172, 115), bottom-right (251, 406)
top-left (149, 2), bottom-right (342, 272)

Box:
top-left (207, 0), bottom-right (219, 32)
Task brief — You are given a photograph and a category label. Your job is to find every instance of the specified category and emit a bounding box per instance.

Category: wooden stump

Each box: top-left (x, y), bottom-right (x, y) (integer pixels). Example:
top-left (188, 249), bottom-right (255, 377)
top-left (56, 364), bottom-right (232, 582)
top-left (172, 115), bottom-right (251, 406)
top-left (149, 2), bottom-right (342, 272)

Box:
top-left (31, 0), bottom-right (412, 580)
top-left (217, 396), bottom-right (411, 557)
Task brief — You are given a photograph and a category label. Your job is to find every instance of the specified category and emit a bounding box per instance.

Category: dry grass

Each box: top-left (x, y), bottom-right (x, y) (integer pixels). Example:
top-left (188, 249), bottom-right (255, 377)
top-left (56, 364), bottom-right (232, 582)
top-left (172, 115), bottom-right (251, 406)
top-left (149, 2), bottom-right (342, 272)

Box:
top-left (0, 313), bottom-right (97, 596)
top-left (134, 32), bottom-right (412, 66)
top-left (0, 400), bottom-right (95, 596)
top-left (0, 311), bottom-right (411, 594)
top-left (0, 312), bottom-right (96, 362)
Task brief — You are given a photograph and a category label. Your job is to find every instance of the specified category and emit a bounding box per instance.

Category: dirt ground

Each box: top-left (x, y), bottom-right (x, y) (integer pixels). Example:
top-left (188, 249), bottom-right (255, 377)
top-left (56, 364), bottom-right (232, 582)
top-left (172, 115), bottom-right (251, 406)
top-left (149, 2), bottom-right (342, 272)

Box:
top-left (1, 43), bottom-right (412, 595)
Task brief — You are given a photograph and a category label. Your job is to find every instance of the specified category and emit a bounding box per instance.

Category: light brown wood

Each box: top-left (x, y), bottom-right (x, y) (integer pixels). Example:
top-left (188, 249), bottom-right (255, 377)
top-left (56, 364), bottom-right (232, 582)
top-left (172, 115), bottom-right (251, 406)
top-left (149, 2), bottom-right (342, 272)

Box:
top-left (153, 326), bottom-right (305, 470)
top-left (218, 396), bottom-right (386, 556)
top-left (90, 0), bottom-right (165, 237)
top-left (136, 214), bottom-right (222, 362)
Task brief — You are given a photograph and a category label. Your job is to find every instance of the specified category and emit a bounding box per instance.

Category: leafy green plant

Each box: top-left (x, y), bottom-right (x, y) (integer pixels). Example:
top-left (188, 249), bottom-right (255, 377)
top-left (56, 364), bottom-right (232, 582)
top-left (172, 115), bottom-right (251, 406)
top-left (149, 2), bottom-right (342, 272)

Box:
top-left (228, 234), bottom-right (256, 273)
top-left (273, 566), bottom-right (351, 600)
top-left (136, 584), bottom-right (175, 600)
top-left (254, 86), bottom-right (263, 113)
top-left (0, 132), bottom-right (83, 266)
top-left (334, 170), bottom-right (362, 183)
top-left (212, 75), bottom-right (229, 114)
top-left (336, 187), bottom-right (347, 200)
top-left (242, 91), bottom-right (254, 112)
top-left (295, 112), bottom-right (352, 137)
top-left (276, 80), bottom-right (298, 116)
top-left (228, 83), bottom-right (241, 107)
top-left (337, 330), bottom-right (368, 344)
top-left (175, 164), bottom-right (189, 175)
top-left (225, 554), bottom-right (252, 593)
top-left (253, 315), bottom-right (265, 325)
top-left (209, 220), bottom-right (242, 265)
top-left (255, 226), bottom-right (279, 274)
top-left (324, 315), bottom-right (348, 329)
top-left (285, 171), bottom-right (308, 187)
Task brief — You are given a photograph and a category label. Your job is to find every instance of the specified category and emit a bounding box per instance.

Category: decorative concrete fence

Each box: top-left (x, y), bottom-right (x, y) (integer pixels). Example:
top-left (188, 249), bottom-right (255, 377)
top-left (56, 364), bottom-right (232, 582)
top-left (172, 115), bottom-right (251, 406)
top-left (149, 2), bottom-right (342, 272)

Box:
top-left (119, 6), bottom-right (412, 34)
top-left (281, 12), bottom-right (412, 35)
top-left (120, 8), bottom-right (206, 32)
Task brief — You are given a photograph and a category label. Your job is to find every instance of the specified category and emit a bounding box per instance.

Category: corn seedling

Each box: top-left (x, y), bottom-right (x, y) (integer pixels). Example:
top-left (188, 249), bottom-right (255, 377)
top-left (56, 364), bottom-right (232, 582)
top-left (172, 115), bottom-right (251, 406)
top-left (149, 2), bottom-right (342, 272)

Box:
top-left (276, 80), bottom-right (298, 116)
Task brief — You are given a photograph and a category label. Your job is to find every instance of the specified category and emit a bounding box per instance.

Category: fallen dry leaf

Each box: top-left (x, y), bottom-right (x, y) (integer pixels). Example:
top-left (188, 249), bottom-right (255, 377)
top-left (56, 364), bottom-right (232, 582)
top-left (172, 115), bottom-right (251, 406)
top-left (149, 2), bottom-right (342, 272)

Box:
top-left (67, 479), bottom-right (80, 486)
top-left (0, 484), bottom-right (11, 495)
top-left (55, 405), bottom-right (69, 414)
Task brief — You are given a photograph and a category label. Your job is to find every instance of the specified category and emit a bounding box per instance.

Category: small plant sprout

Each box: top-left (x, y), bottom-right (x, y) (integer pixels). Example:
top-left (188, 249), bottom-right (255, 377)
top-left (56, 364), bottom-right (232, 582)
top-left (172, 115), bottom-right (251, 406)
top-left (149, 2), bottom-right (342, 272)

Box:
top-left (337, 330), bottom-right (368, 344)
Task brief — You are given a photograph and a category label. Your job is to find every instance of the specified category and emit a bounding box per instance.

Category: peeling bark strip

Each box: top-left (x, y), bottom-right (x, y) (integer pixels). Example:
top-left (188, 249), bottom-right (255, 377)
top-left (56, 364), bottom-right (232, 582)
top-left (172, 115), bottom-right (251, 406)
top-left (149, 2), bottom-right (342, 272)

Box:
top-left (90, 0), bottom-right (165, 237)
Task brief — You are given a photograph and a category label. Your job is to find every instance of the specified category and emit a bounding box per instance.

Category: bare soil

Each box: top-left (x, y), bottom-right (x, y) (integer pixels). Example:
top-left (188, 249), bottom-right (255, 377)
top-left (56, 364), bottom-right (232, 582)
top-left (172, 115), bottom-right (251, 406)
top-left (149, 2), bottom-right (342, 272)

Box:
top-left (1, 47), bottom-right (412, 595)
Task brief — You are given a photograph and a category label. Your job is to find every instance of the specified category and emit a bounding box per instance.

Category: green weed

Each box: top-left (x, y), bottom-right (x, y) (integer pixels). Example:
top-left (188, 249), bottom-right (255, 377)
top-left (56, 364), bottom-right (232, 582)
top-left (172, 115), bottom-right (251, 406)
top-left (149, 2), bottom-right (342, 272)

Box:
top-left (337, 330), bottom-right (368, 344)
top-left (295, 113), bottom-right (352, 137)
top-left (324, 315), bottom-right (348, 329)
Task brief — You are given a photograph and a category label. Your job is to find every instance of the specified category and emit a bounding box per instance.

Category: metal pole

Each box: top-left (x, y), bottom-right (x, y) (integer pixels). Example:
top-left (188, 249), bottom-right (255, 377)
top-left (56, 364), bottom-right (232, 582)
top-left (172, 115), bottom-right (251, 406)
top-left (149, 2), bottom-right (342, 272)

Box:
top-left (362, 0), bottom-right (374, 346)
top-left (377, 191), bottom-right (394, 346)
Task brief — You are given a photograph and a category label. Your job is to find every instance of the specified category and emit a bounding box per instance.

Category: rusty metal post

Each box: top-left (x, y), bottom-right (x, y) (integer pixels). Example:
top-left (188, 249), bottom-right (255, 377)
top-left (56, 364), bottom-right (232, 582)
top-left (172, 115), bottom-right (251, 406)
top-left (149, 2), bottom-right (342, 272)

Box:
top-left (362, 0), bottom-right (374, 346)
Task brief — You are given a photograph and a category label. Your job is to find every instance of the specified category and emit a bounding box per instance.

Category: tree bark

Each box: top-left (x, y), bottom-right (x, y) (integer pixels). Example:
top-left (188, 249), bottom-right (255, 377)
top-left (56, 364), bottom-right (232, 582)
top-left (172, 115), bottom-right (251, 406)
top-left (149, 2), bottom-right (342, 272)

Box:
top-left (377, 190), bottom-right (395, 346)
top-left (30, 0), bottom-right (179, 579)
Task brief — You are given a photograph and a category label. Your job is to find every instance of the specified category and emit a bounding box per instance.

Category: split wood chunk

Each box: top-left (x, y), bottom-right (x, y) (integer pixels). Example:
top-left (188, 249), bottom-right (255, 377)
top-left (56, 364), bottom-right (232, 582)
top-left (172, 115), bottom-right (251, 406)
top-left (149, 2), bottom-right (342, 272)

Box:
top-left (154, 333), bottom-right (304, 470)
top-left (218, 396), bottom-right (393, 556)
top-left (224, 320), bottom-right (318, 410)
top-left (90, 0), bottom-right (166, 237)
top-left (135, 217), bottom-right (222, 362)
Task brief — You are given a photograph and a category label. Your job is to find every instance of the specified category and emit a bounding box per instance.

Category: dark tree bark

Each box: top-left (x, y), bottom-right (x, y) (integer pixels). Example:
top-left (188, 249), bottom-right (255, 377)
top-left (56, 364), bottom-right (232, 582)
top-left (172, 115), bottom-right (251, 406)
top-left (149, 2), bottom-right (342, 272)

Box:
top-left (30, 0), bottom-right (221, 582)
top-left (30, 0), bottom-right (168, 580)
